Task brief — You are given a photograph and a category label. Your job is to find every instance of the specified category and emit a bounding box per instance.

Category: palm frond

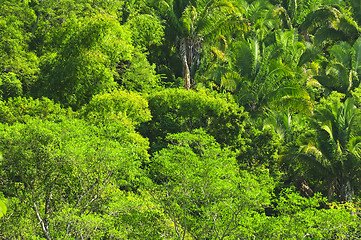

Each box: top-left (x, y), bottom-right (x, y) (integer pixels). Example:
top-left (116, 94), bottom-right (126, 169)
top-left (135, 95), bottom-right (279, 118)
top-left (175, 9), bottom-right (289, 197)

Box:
top-left (298, 43), bottom-right (322, 66)
top-left (180, 4), bottom-right (197, 35)
top-left (220, 71), bottom-right (240, 92)
top-left (263, 111), bottom-right (287, 140)
top-left (348, 136), bottom-right (361, 158)
top-left (210, 46), bottom-right (226, 60)
top-left (266, 87), bottom-right (313, 114)
top-left (283, 143), bottom-right (330, 176)
top-left (314, 26), bottom-right (346, 45)
top-left (320, 120), bottom-right (333, 140)
top-left (299, 6), bottom-right (340, 33)
top-left (232, 40), bottom-right (254, 77)
top-left (328, 42), bottom-right (352, 67)
top-left (338, 16), bottom-right (360, 40)
top-left (352, 36), bottom-right (361, 76)
top-left (299, 144), bottom-right (323, 161)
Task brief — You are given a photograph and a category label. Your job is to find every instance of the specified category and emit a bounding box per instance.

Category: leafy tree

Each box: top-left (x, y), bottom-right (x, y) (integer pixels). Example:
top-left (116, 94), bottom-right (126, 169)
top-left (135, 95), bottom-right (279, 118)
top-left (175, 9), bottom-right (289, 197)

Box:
top-left (0, 0), bottom-right (39, 91)
top-left (238, 126), bottom-right (282, 179)
top-left (299, 5), bottom-right (359, 45)
top-left (34, 14), bottom-right (129, 108)
top-left (204, 29), bottom-right (312, 114)
top-left (126, 13), bottom-right (165, 49)
top-left (80, 89), bottom-right (152, 126)
top-left (149, 130), bottom-right (274, 239)
top-left (0, 72), bottom-right (22, 99)
top-left (0, 96), bottom-right (74, 125)
top-left (270, 0), bottom-right (322, 27)
top-left (35, 12), bottom-right (159, 109)
top-left (0, 118), bottom-right (149, 238)
top-left (241, 0), bottom-right (287, 39)
top-left (256, 188), bottom-right (361, 239)
top-left (141, 88), bottom-right (247, 151)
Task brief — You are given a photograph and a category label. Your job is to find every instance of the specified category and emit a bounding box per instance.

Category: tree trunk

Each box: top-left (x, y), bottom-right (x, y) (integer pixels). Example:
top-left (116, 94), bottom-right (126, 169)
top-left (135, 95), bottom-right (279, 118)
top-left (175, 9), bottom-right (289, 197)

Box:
top-left (180, 38), bottom-right (192, 90)
top-left (341, 179), bottom-right (354, 202)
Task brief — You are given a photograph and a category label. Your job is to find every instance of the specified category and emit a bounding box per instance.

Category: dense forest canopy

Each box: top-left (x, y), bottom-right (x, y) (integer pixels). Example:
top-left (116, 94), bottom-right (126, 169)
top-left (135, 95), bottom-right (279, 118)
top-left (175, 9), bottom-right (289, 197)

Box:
top-left (2, 0), bottom-right (361, 238)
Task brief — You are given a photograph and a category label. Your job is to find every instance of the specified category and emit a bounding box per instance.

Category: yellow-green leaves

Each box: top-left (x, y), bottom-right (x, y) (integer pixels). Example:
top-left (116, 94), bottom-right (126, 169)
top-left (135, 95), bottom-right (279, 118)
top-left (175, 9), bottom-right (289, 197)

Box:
top-left (80, 89), bottom-right (152, 126)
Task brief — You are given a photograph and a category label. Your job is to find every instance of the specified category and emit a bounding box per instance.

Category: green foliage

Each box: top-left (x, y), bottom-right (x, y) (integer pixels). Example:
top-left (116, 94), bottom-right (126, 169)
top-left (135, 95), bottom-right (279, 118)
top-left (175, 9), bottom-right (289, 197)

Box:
top-left (50, 188), bottom-right (174, 239)
top-left (2, 0), bottom-right (361, 237)
top-left (117, 49), bottom-right (161, 92)
top-left (0, 72), bottom-right (22, 99)
top-left (35, 12), bottom-right (159, 109)
top-left (312, 36), bottom-right (361, 96)
top-left (201, 29), bottom-right (312, 113)
top-left (0, 96), bottom-right (73, 124)
top-left (0, 0), bottom-right (39, 89)
top-left (126, 13), bottom-right (165, 48)
top-left (256, 189), bottom-right (361, 239)
top-left (0, 177), bottom-right (6, 218)
top-left (35, 14), bottom-right (130, 108)
top-left (80, 89), bottom-right (151, 126)
top-left (153, 0), bottom-right (245, 88)
top-left (141, 88), bottom-right (247, 151)
top-left (239, 126), bottom-right (282, 178)
top-left (149, 129), bottom-right (274, 239)
top-left (0, 200), bottom-right (6, 218)
top-left (299, 5), bottom-right (360, 46)
top-left (285, 95), bottom-right (361, 201)
top-left (0, 118), bottom-right (149, 238)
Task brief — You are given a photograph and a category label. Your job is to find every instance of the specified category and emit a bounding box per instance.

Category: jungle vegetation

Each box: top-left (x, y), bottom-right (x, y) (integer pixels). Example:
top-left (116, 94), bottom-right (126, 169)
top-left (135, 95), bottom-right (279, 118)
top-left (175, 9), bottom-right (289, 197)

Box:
top-left (2, 0), bottom-right (361, 239)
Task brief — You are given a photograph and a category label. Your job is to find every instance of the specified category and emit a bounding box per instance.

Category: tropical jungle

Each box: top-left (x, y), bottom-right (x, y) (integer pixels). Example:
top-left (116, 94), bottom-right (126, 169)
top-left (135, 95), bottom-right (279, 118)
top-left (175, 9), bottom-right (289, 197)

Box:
top-left (2, 0), bottom-right (361, 239)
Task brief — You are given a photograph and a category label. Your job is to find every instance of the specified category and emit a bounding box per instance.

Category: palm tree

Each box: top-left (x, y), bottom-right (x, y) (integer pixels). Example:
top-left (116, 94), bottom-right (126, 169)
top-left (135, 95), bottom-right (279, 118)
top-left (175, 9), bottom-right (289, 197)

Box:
top-left (154, 0), bottom-right (245, 89)
top-left (312, 37), bottom-right (361, 96)
top-left (299, 5), bottom-right (360, 45)
top-left (287, 98), bottom-right (361, 202)
top-left (209, 29), bottom-right (312, 114)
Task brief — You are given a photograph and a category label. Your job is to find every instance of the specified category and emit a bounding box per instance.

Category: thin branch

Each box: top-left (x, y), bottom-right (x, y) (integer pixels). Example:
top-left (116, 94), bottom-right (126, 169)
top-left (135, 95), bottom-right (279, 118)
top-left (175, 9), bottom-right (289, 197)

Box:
top-left (74, 178), bottom-right (99, 209)
top-left (33, 202), bottom-right (52, 240)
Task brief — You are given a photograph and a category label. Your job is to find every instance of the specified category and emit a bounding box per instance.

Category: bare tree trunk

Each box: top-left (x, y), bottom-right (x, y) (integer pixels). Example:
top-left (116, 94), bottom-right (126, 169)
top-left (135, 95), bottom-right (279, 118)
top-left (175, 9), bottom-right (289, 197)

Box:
top-left (180, 38), bottom-right (191, 90)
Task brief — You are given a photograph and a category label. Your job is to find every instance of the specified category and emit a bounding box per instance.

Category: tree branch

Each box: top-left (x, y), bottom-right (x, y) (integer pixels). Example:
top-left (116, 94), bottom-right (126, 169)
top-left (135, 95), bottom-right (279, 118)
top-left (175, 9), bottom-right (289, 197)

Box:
top-left (33, 202), bottom-right (52, 240)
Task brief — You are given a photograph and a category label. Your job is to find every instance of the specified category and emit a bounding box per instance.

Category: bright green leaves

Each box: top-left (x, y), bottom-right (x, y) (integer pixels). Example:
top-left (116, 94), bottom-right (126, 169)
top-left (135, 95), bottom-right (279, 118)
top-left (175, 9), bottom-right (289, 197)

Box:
top-left (0, 199), bottom-right (6, 218)
top-left (126, 14), bottom-right (165, 48)
top-left (149, 129), bottom-right (274, 239)
top-left (36, 14), bottom-right (134, 108)
top-left (0, 96), bottom-right (73, 124)
top-left (142, 88), bottom-right (247, 151)
top-left (258, 188), bottom-right (361, 239)
top-left (35, 11), bottom-right (161, 108)
top-left (299, 5), bottom-right (360, 46)
top-left (0, 0), bottom-right (39, 90)
top-left (80, 89), bottom-right (151, 125)
top-left (180, 5), bottom-right (197, 36)
top-left (205, 29), bottom-right (311, 113)
top-left (313, 36), bottom-right (361, 95)
top-left (288, 95), bottom-right (361, 201)
top-left (0, 117), bottom-right (150, 238)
